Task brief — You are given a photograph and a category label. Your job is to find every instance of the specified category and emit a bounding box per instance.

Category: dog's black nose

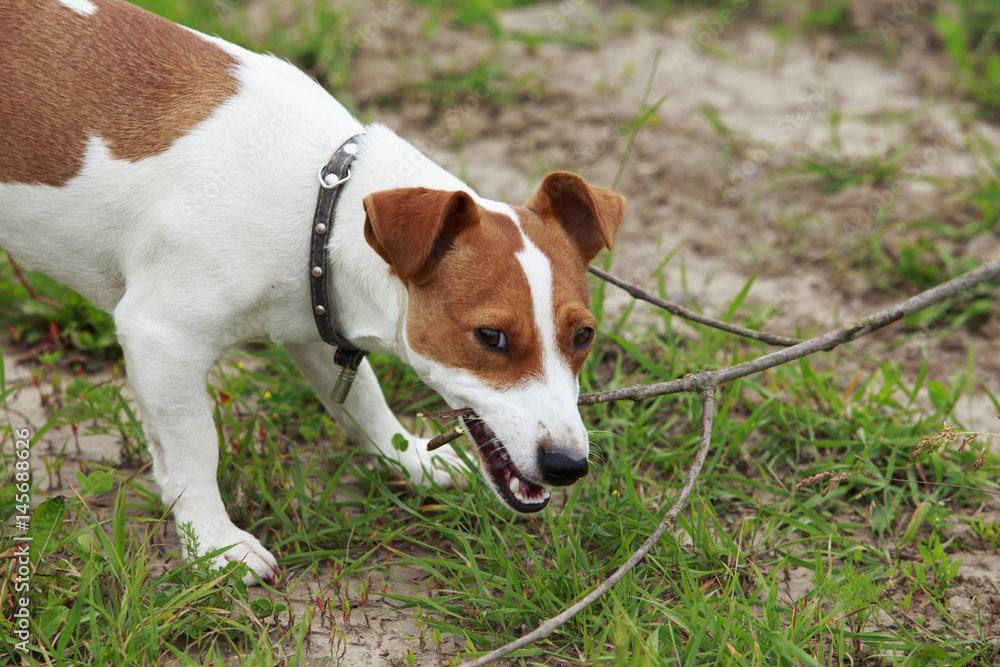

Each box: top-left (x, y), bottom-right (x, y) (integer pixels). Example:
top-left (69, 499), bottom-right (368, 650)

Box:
top-left (537, 449), bottom-right (588, 486)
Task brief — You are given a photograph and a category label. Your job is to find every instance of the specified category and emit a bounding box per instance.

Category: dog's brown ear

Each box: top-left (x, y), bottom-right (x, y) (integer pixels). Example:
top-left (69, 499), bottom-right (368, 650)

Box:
top-left (363, 188), bottom-right (480, 283)
top-left (527, 172), bottom-right (625, 261)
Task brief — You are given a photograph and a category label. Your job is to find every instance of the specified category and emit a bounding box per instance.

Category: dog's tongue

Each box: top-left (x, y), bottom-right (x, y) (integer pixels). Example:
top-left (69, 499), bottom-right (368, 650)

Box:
top-left (463, 414), bottom-right (549, 513)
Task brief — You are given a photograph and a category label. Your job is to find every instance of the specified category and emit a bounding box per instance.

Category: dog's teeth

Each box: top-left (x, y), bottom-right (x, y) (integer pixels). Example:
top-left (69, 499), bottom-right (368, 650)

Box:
top-left (509, 477), bottom-right (520, 495)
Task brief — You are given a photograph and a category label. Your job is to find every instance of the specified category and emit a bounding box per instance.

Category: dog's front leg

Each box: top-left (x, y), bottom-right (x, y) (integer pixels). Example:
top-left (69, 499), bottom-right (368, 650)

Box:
top-left (114, 310), bottom-right (280, 582)
top-left (285, 342), bottom-right (467, 487)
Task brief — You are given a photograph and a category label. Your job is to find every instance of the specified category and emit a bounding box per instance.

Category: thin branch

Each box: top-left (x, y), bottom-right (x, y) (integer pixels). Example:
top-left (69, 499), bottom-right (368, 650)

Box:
top-left (6, 251), bottom-right (64, 312)
top-left (426, 426), bottom-right (464, 452)
top-left (419, 407), bottom-right (473, 421)
top-left (588, 265), bottom-right (803, 347)
top-left (457, 386), bottom-right (717, 667)
top-left (580, 257), bottom-right (1000, 406)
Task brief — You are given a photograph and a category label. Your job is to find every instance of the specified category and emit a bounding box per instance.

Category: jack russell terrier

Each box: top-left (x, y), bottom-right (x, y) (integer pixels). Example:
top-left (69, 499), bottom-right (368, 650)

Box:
top-left (0, 0), bottom-right (625, 581)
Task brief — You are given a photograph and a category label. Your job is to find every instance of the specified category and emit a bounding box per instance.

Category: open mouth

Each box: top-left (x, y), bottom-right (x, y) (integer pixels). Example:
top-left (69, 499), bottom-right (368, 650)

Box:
top-left (462, 414), bottom-right (550, 513)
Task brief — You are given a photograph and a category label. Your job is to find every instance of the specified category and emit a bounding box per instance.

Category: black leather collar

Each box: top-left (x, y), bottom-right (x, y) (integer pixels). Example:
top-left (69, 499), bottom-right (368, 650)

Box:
top-left (310, 133), bottom-right (369, 403)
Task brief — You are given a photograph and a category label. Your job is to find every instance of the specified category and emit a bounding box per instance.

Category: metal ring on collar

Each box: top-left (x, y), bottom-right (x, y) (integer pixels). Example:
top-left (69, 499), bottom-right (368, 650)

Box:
top-left (318, 167), bottom-right (352, 190)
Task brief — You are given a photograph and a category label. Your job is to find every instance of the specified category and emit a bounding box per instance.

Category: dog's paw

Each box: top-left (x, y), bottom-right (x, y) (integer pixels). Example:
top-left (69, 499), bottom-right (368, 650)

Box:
top-left (180, 521), bottom-right (280, 584)
top-left (215, 535), bottom-right (281, 584)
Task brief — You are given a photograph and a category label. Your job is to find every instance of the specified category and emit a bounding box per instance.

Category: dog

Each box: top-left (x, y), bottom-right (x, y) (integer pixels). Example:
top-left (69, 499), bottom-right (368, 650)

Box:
top-left (0, 0), bottom-right (625, 581)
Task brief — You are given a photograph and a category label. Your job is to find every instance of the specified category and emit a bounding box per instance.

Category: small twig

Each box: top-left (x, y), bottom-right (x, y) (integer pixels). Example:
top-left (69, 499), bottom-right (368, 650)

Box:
top-left (457, 385), bottom-right (717, 667)
top-left (418, 407), bottom-right (474, 421)
top-left (588, 265), bottom-right (802, 347)
top-left (6, 251), bottom-right (64, 312)
top-left (426, 426), bottom-right (463, 452)
top-left (420, 407), bottom-right (471, 452)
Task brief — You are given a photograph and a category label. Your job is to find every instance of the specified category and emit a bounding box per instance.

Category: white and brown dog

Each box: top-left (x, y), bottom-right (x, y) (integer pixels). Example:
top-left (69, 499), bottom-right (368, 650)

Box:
top-left (0, 0), bottom-right (625, 580)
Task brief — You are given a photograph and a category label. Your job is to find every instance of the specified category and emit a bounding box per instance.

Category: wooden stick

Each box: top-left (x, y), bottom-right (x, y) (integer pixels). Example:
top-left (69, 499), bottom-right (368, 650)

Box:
top-left (579, 257), bottom-right (1000, 406)
top-left (427, 257), bottom-right (1000, 453)
top-left (426, 426), bottom-right (464, 452)
top-left (418, 407), bottom-right (474, 421)
top-left (588, 265), bottom-right (802, 346)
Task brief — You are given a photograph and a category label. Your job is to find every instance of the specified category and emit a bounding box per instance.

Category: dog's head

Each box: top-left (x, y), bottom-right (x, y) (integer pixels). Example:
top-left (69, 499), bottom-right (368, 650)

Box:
top-left (363, 172), bottom-right (625, 512)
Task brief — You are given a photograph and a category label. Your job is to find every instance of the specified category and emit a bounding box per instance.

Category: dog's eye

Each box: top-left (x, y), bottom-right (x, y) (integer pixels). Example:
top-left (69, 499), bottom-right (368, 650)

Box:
top-left (573, 327), bottom-right (595, 349)
top-left (476, 328), bottom-right (508, 351)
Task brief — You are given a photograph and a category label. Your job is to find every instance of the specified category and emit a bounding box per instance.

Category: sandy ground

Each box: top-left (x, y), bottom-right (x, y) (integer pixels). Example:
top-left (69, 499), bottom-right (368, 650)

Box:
top-left (348, 0), bottom-right (1000, 432)
top-left (5, 1), bottom-right (1000, 664)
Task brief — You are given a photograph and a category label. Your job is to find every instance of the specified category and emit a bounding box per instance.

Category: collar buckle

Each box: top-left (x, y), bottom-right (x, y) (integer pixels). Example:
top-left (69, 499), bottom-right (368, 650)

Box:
top-left (318, 167), bottom-right (352, 190)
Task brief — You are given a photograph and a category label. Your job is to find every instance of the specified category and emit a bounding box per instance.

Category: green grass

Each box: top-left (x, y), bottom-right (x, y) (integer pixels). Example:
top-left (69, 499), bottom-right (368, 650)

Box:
top-left (933, 0), bottom-right (1000, 118)
top-left (4, 0), bottom-right (1000, 664)
top-left (3, 273), bottom-right (999, 664)
top-left (777, 111), bottom-right (918, 196)
top-left (798, 0), bottom-right (852, 33)
top-left (775, 112), bottom-right (1000, 330)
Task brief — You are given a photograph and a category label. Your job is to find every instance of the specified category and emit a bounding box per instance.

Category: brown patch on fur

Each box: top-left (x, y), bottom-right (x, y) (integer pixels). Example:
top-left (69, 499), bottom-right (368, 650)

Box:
top-left (363, 188), bottom-right (480, 283)
top-left (404, 207), bottom-right (546, 389)
top-left (0, 0), bottom-right (239, 186)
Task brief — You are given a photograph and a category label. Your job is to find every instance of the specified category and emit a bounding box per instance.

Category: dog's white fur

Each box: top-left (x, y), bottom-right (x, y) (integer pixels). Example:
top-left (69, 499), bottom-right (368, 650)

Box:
top-left (1, 1), bottom-right (620, 581)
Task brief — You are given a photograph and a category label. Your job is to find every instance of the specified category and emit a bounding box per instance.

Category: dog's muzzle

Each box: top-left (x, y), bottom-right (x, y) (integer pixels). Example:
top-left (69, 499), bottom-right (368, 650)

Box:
top-left (462, 414), bottom-right (552, 513)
